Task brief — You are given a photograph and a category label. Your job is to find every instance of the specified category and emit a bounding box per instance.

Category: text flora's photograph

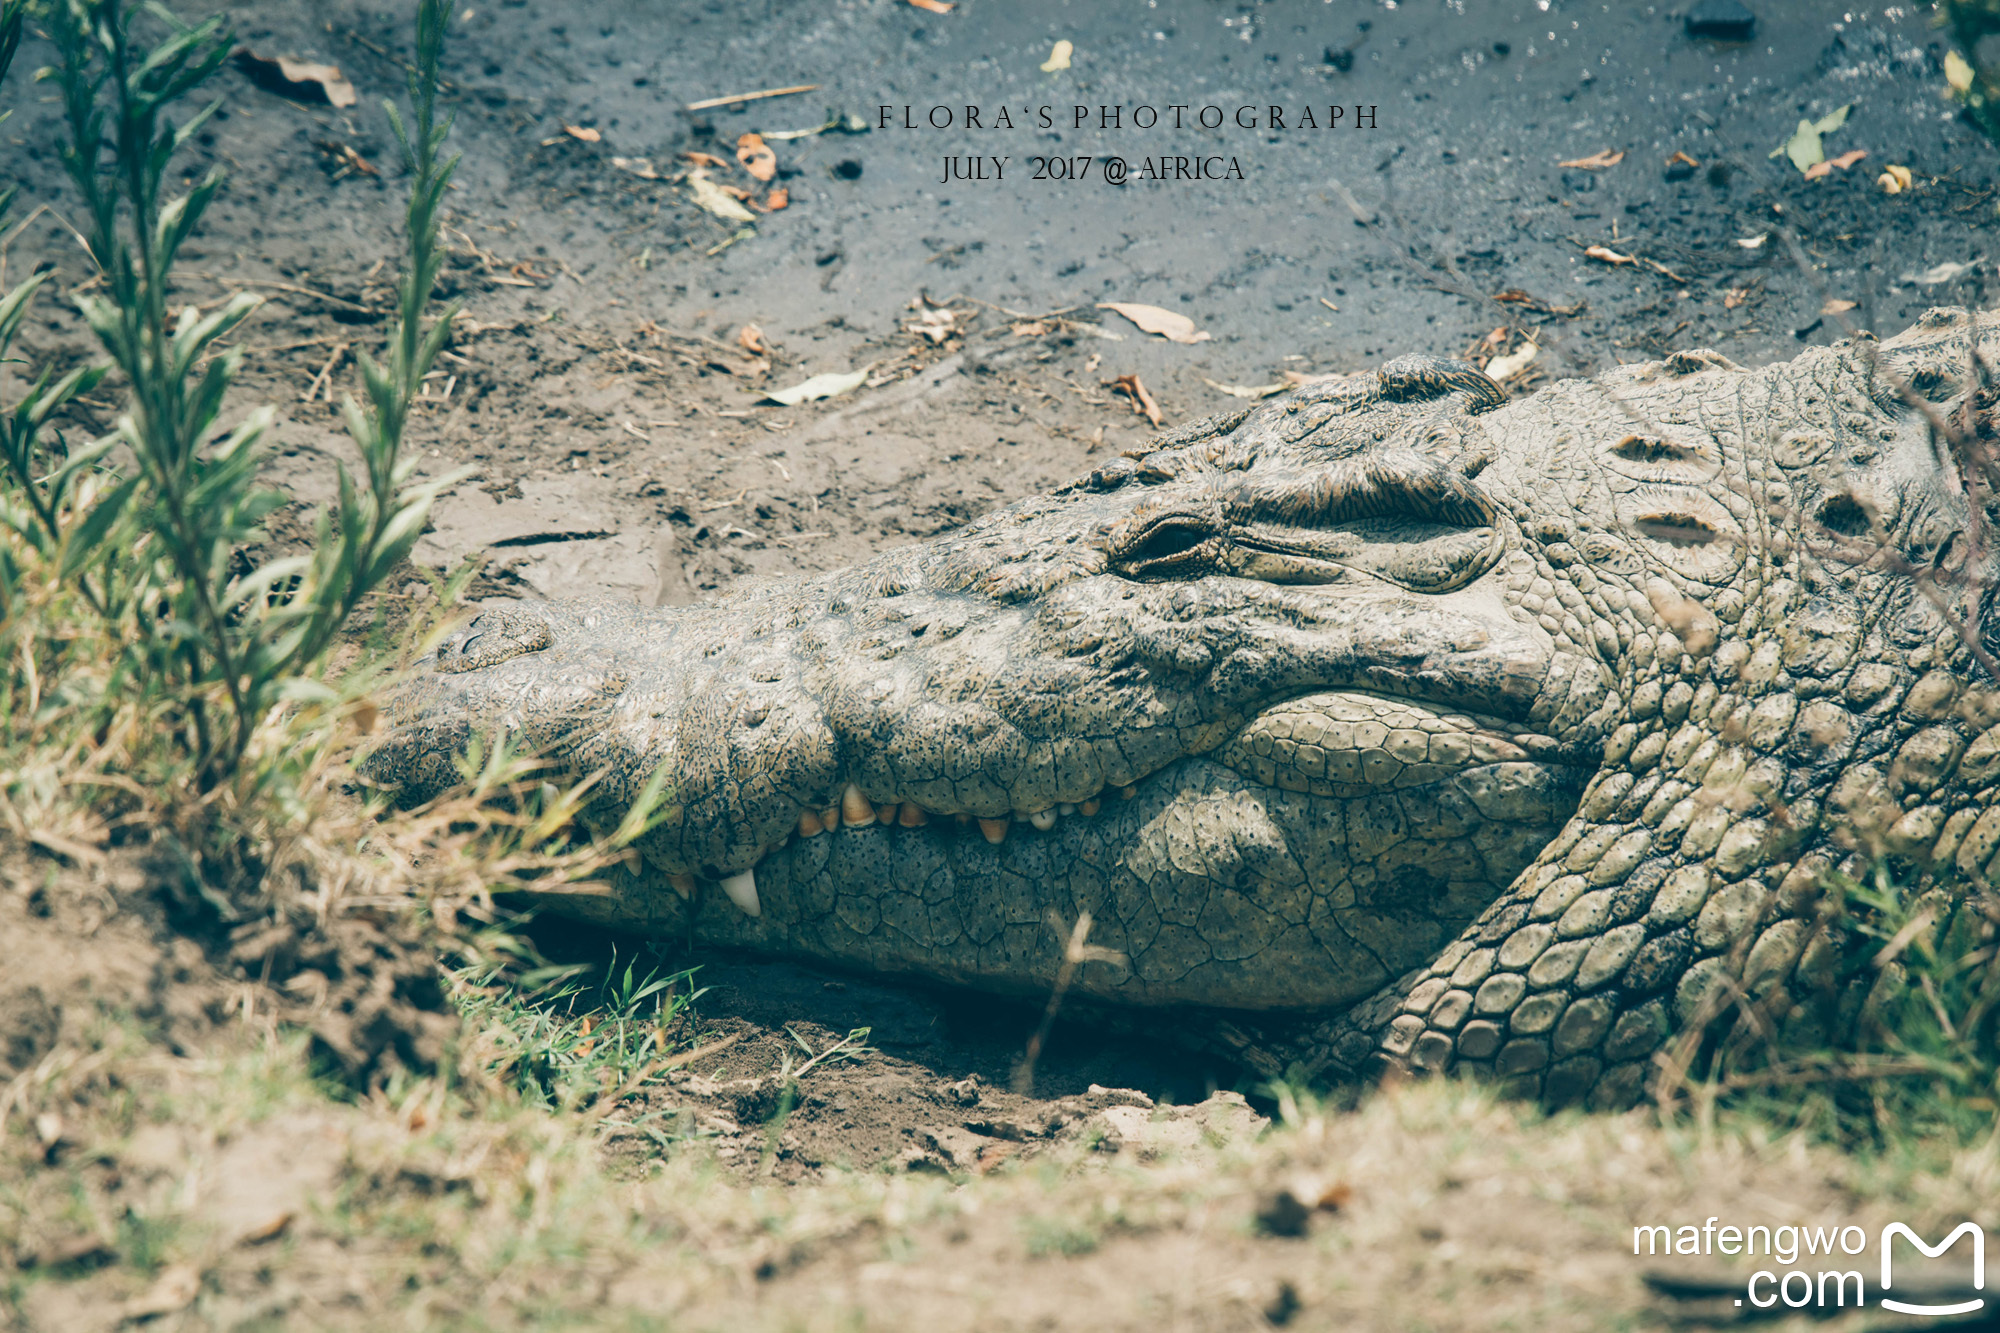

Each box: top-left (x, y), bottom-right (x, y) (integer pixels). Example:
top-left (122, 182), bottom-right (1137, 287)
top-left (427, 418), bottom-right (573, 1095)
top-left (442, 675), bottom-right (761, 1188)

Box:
top-left (2, 0), bottom-right (1999, 1327)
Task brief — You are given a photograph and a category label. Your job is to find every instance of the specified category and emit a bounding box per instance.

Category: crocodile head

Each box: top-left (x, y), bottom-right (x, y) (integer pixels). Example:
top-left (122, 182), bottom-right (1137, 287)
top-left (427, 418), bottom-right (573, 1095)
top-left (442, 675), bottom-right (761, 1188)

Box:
top-left (370, 311), bottom-right (2000, 1104)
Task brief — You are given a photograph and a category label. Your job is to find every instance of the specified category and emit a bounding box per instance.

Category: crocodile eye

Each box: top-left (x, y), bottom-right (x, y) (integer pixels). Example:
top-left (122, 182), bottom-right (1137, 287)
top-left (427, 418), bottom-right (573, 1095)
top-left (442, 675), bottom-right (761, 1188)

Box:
top-left (1113, 516), bottom-right (1218, 579)
top-left (435, 610), bottom-right (553, 674)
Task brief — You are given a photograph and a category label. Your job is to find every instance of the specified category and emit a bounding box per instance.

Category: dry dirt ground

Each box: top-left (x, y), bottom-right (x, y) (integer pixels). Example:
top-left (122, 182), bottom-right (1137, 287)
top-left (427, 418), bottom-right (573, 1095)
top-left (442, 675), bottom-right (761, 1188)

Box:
top-left (5, 0), bottom-right (2000, 1327)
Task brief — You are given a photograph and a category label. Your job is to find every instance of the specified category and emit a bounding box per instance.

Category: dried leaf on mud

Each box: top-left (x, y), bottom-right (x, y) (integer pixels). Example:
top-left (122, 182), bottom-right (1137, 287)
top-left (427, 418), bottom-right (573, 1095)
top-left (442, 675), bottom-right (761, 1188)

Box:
top-left (232, 50), bottom-right (357, 107)
top-left (1878, 164), bottom-right (1914, 193)
top-left (1097, 302), bottom-right (1210, 344)
top-left (905, 300), bottom-right (958, 344)
top-left (313, 139), bottom-right (378, 179)
top-left (1584, 245), bottom-right (1636, 266)
top-left (1108, 373), bottom-right (1163, 426)
top-left (563, 124), bottom-right (601, 142)
top-left (738, 324), bottom-right (768, 356)
top-left (686, 170), bottom-right (759, 223)
top-left (1947, 49), bottom-right (1975, 94)
top-left (612, 156), bottom-right (662, 179)
top-left (1804, 148), bottom-right (1867, 180)
top-left (1483, 342), bottom-right (1538, 381)
top-left (765, 187), bottom-right (789, 211)
top-left (1040, 40), bottom-right (1073, 72)
top-left (762, 366), bottom-right (872, 405)
top-left (1203, 378), bottom-right (1288, 399)
top-left (1900, 258), bottom-right (1982, 286)
top-left (1770, 103), bottom-right (1851, 173)
top-left (908, 0), bottom-right (955, 11)
top-left (1557, 149), bottom-right (1624, 169)
top-left (1821, 298), bottom-right (1858, 315)
top-left (736, 132), bottom-right (777, 182)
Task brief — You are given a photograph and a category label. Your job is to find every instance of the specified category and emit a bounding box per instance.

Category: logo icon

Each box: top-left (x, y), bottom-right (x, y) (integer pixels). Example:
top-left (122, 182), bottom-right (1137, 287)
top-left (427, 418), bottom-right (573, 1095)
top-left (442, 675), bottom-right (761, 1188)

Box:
top-left (1881, 1223), bottom-right (1985, 1317)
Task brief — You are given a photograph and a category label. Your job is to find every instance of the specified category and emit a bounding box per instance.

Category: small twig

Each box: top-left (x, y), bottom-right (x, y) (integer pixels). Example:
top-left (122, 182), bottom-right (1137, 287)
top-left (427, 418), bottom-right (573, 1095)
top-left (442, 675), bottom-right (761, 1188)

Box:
top-left (299, 342), bottom-right (350, 403)
top-left (1012, 911), bottom-right (1128, 1095)
top-left (685, 83), bottom-right (819, 112)
top-left (214, 276), bottom-right (375, 313)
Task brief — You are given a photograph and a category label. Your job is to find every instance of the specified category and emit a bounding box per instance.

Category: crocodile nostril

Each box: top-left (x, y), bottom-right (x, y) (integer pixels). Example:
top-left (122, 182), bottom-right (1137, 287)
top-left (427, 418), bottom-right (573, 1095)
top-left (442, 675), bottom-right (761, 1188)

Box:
top-left (1814, 492), bottom-right (1871, 536)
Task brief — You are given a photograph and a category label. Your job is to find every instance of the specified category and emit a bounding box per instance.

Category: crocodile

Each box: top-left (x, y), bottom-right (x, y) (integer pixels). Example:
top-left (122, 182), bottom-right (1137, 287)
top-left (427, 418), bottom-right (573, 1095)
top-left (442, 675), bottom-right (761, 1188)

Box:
top-left (367, 307), bottom-right (2000, 1108)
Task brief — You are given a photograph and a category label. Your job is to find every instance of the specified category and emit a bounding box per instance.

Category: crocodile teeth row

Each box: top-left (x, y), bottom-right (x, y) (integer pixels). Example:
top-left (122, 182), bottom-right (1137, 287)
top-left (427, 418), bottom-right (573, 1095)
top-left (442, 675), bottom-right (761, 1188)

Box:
top-left (789, 782), bottom-right (1132, 846)
top-left (692, 783), bottom-right (1138, 919)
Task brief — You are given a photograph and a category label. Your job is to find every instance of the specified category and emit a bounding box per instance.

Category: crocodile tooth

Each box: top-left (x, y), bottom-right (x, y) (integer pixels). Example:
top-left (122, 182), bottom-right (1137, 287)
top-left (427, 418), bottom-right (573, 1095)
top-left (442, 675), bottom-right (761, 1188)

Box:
top-left (955, 812), bottom-right (972, 825)
top-left (1119, 785), bottom-right (1138, 800)
top-left (669, 873), bottom-right (698, 900)
top-left (819, 805), bottom-right (840, 831)
top-left (875, 802), bottom-right (898, 826)
top-left (798, 809), bottom-right (824, 837)
top-left (1080, 799), bottom-right (1101, 816)
top-left (1058, 803), bottom-right (1076, 816)
top-left (1029, 809), bottom-right (1056, 830)
top-left (977, 817), bottom-right (1009, 844)
top-left (898, 802), bottom-right (928, 827)
top-left (841, 783), bottom-right (875, 827)
top-left (720, 868), bottom-right (761, 917)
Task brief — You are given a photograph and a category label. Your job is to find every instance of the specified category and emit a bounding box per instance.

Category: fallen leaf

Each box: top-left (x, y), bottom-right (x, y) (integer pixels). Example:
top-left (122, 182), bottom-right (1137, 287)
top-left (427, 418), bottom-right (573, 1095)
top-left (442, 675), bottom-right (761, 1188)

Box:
top-left (765, 187), bottom-right (789, 211)
top-left (1585, 245), bottom-right (1636, 265)
top-left (1558, 149), bottom-right (1625, 170)
top-left (736, 132), bottom-right (776, 182)
top-left (1108, 373), bottom-right (1162, 426)
top-left (123, 1265), bottom-right (200, 1320)
top-left (1280, 370), bottom-right (1344, 387)
top-left (1821, 298), bottom-right (1858, 315)
top-left (239, 1211), bottom-right (295, 1246)
top-left (1878, 164), bottom-right (1913, 194)
top-left (1900, 258), bottom-right (1982, 286)
top-left (1769, 103), bottom-right (1851, 174)
top-left (612, 156), bottom-right (661, 179)
top-left (1492, 289), bottom-right (1586, 317)
top-left (1665, 150), bottom-right (1699, 168)
top-left (686, 170), bottom-right (758, 223)
top-left (563, 124), bottom-right (601, 142)
top-left (1010, 320), bottom-right (1049, 336)
top-left (1723, 287), bottom-right (1751, 309)
top-left (1040, 39), bottom-right (1073, 73)
top-left (762, 365), bottom-right (871, 405)
top-left (1804, 148), bottom-right (1867, 180)
top-left (682, 151), bottom-right (733, 170)
top-left (232, 51), bottom-right (357, 107)
top-left (1484, 342), bottom-right (1539, 381)
top-left (313, 139), bottom-right (378, 178)
top-left (905, 300), bottom-right (959, 344)
top-left (1203, 378), bottom-right (1289, 399)
top-left (738, 324), bottom-right (767, 355)
top-left (908, 0), bottom-right (954, 10)
top-left (1947, 48), bottom-right (1975, 95)
top-left (1097, 301), bottom-right (1211, 344)
top-left (1735, 233), bottom-right (1768, 249)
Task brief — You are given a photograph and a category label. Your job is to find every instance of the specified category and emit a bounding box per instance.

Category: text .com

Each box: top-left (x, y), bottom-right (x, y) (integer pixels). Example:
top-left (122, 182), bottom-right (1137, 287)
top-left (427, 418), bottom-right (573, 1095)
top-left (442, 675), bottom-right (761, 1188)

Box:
top-left (1633, 1220), bottom-right (1985, 1315)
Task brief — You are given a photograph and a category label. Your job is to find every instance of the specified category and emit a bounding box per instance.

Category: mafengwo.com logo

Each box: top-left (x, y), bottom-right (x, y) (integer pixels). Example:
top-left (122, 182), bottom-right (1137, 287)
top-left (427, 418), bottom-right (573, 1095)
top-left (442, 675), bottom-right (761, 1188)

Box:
top-left (1634, 1219), bottom-right (1985, 1315)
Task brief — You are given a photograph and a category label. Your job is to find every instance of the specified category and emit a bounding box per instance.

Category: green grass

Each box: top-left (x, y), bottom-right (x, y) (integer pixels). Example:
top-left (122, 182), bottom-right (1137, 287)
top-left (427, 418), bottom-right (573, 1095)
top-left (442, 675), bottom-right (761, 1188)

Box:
top-left (450, 932), bottom-right (709, 1113)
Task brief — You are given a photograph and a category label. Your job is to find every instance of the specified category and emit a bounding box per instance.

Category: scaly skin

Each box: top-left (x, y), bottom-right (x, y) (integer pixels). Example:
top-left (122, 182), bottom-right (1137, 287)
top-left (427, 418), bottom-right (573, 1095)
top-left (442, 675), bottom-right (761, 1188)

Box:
top-left (368, 307), bottom-right (2000, 1107)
